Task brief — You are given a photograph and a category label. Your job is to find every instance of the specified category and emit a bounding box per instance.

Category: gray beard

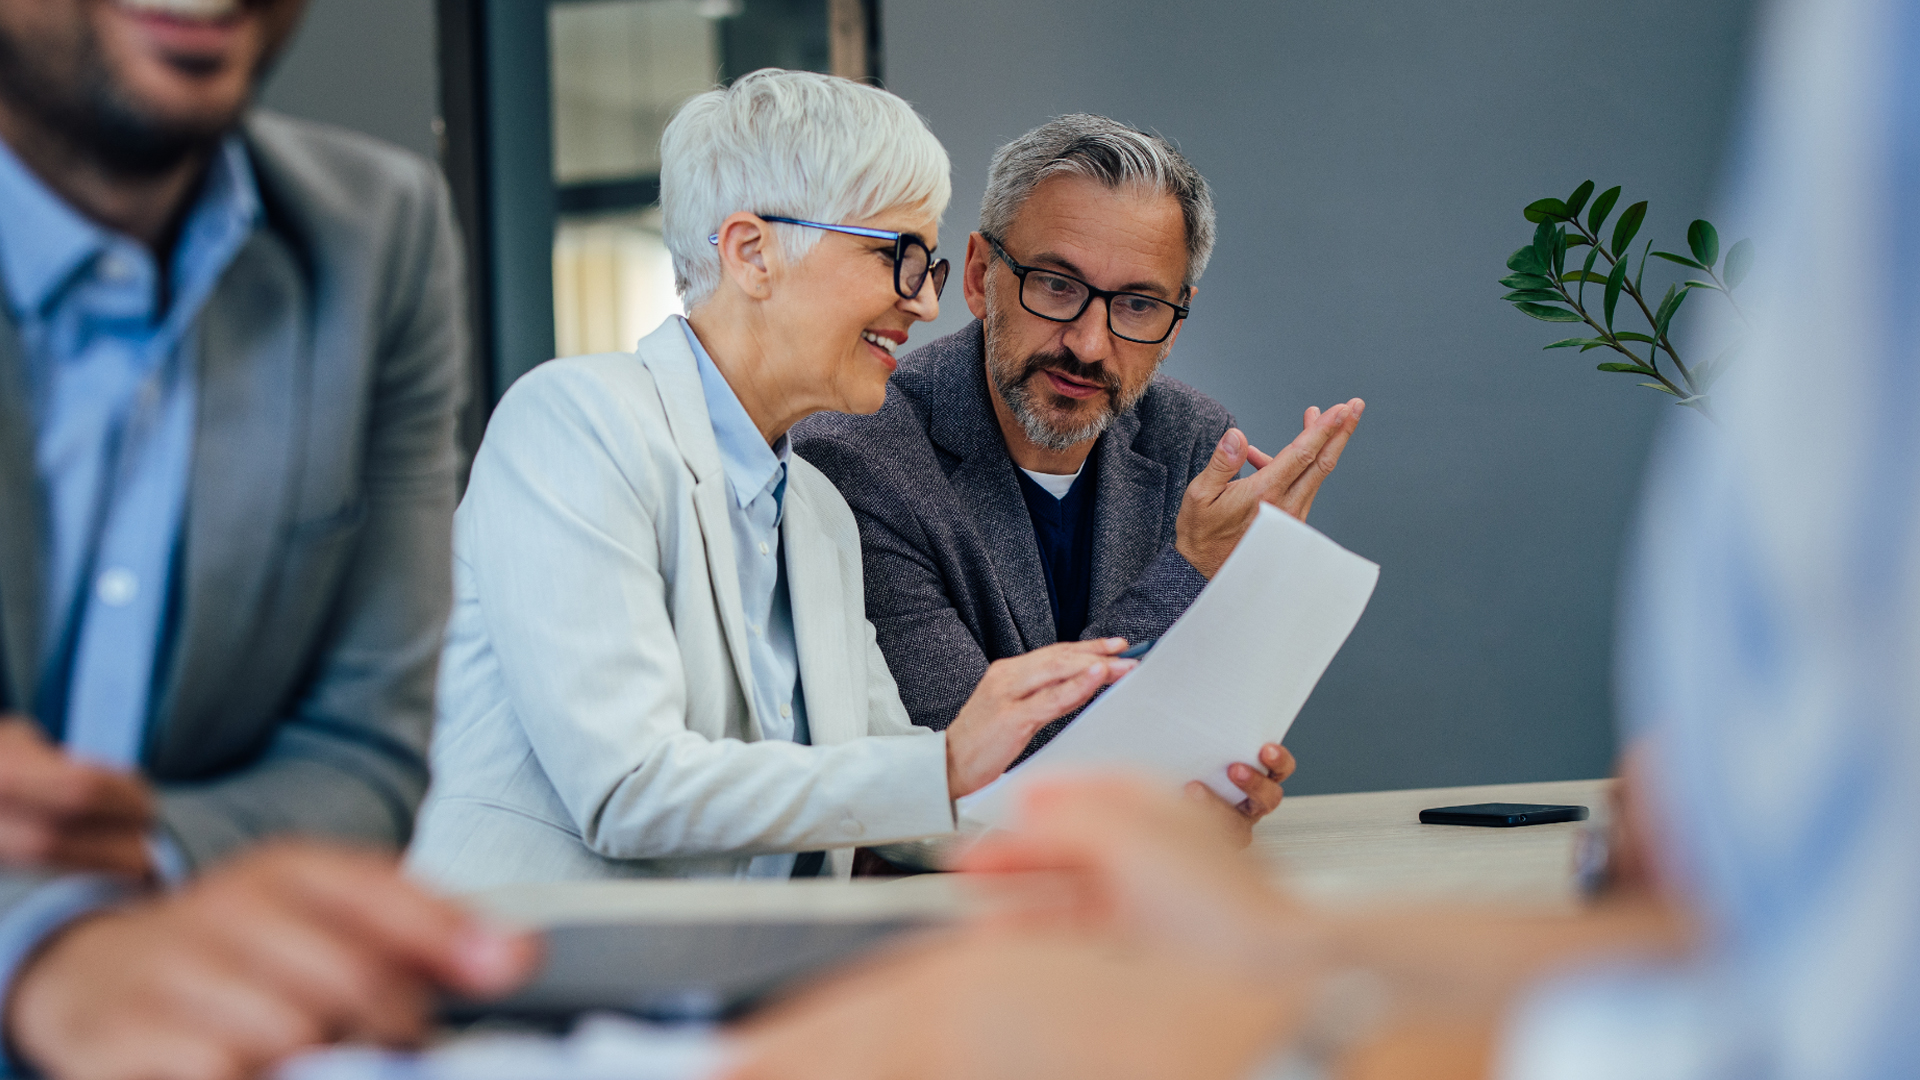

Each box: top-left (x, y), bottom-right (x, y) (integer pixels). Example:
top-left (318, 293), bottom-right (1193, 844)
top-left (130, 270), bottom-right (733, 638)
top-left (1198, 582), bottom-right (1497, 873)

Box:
top-left (999, 373), bottom-right (1117, 451)
top-left (984, 304), bottom-right (1163, 452)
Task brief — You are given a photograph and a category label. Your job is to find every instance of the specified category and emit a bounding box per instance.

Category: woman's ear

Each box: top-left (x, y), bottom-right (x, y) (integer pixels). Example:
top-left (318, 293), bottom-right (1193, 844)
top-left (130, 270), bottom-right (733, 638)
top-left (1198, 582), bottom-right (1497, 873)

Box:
top-left (715, 212), bottom-right (775, 299)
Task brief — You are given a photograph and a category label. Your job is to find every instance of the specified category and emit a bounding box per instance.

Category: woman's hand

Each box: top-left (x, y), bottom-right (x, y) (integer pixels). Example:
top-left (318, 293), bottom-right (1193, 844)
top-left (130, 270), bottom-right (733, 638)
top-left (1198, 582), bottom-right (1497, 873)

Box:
top-left (943, 640), bottom-right (1136, 799)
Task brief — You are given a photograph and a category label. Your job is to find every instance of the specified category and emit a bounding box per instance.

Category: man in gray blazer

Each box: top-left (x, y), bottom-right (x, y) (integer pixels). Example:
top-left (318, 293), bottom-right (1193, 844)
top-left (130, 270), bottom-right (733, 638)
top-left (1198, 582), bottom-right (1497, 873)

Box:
top-left (795, 116), bottom-right (1364, 822)
top-left (0, 1), bottom-right (508, 1074)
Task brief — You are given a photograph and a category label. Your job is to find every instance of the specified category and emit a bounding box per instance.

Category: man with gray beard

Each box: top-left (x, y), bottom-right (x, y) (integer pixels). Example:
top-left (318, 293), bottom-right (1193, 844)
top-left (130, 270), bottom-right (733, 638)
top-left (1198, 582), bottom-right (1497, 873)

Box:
top-left (794, 115), bottom-right (1363, 834)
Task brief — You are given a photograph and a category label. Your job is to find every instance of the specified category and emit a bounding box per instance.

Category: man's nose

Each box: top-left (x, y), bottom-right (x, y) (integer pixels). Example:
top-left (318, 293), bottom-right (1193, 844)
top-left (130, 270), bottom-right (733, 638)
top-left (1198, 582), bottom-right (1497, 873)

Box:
top-left (1061, 297), bottom-right (1117, 364)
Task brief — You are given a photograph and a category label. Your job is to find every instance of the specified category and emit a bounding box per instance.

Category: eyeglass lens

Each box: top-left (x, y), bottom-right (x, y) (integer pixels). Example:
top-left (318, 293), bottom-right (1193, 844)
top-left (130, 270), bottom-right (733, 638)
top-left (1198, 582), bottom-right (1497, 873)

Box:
top-left (1020, 270), bottom-right (1177, 343)
top-left (895, 238), bottom-right (950, 301)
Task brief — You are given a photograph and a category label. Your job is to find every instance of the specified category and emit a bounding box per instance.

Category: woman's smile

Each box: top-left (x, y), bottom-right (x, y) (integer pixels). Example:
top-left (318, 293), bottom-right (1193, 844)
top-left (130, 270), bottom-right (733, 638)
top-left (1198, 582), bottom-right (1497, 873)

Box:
top-left (861, 328), bottom-right (906, 371)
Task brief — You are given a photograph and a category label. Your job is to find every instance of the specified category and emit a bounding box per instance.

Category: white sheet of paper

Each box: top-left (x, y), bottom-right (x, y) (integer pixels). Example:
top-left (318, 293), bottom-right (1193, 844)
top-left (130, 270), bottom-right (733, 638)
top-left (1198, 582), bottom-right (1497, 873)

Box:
top-left (956, 504), bottom-right (1380, 829)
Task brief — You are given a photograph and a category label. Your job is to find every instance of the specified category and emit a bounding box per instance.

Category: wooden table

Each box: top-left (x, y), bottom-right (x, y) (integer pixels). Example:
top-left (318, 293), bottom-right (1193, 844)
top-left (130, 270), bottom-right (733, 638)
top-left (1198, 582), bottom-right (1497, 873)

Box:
top-left (472, 778), bottom-right (1616, 929)
top-left (1251, 778), bottom-right (1613, 911)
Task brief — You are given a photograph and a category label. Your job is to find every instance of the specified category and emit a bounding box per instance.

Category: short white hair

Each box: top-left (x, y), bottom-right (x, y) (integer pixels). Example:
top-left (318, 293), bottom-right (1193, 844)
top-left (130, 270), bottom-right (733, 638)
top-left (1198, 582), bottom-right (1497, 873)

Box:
top-left (661, 69), bottom-right (952, 307)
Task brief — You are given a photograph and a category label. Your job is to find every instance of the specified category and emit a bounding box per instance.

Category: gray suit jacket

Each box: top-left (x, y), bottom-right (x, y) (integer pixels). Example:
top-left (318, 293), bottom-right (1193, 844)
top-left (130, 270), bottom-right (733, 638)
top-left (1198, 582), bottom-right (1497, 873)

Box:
top-left (0, 111), bottom-right (467, 890)
top-left (792, 321), bottom-right (1232, 754)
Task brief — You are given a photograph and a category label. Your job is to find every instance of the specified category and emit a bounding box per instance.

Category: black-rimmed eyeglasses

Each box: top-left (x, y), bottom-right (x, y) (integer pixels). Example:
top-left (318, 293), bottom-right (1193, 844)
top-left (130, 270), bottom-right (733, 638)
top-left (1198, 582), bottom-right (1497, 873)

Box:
top-left (981, 233), bottom-right (1190, 345)
top-left (709, 216), bottom-right (950, 301)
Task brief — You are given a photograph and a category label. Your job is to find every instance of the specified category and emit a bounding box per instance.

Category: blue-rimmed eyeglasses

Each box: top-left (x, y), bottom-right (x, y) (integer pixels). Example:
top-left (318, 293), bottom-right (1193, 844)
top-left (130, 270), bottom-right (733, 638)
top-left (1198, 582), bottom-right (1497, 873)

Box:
top-left (708, 216), bottom-right (950, 301)
top-left (981, 232), bottom-right (1190, 345)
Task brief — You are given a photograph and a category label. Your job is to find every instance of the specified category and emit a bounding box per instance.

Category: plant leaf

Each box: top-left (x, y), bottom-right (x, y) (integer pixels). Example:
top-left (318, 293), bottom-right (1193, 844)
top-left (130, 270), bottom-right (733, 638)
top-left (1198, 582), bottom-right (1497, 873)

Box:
top-left (1566, 234), bottom-right (1591, 248)
top-left (1545, 337), bottom-right (1603, 349)
top-left (1682, 279), bottom-right (1723, 291)
top-left (1687, 219), bottom-right (1720, 267)
top-left (1650, 250), bottom-right (1707, 270)
top-left (1561, 270), bottom-right (1610, 284)
top-left (1503, 289), bottom-right (1564, 303)
top-left (1613, 330), bottom-right (1657, 344)
top-left (1524, 198), bottom-right (1572, 223)
top-left (1695, 339), bottom-right (1743, 392)
top-left (1724, 238), bottom-right (1754, 289)
top-left (1604, 255), bottom-right (1628, 328)
top-left (1587, 186), bottom-right (1622, 234)
top-left (1507, 246), bottom-right (1547, 275)
top-left (1513, 301), bottom-right (1583, 322)
top-left (1598, 362), bottom-right (1658, 375)
top-left (1576, 246), bottom-right (1600, 306)
top-left (1500, 272), bottom-right (1554, 290)
top-left (1532, 221), bottom-right (1556, 275)
top-left (1653, 283), bottom-right (1688, 337)
top-left (1640, 381), bottom-right (1682, 396)
top-left (1612, 200), bottom-right (1648, 257)
top-left (1580, 342), bottom-right (1611, 352)
top-left (1564, 181), bottom-right (1595, 218)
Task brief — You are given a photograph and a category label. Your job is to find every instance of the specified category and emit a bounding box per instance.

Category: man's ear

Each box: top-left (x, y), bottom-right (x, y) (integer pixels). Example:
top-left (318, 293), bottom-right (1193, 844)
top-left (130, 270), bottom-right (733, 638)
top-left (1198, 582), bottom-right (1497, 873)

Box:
top-left (1161, 283), bottom-right (1196, 350)
top-left (715, 213), bottom-right (774, 299)
top-left (963, 232), bottom-right (992, 321)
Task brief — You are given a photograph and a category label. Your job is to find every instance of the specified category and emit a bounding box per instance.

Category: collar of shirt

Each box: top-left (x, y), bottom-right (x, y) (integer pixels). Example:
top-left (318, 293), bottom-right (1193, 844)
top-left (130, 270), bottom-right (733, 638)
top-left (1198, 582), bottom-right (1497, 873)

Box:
top-left (680, 316), bottom-right (789, 513)
top-left (0, 132), bottom-right (261, 335)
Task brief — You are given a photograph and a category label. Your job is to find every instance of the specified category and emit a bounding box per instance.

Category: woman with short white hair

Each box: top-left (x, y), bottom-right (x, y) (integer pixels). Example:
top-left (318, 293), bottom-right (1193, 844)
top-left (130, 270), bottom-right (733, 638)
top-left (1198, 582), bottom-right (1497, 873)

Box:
top-left (408, 70), bottom-right (1135, 887)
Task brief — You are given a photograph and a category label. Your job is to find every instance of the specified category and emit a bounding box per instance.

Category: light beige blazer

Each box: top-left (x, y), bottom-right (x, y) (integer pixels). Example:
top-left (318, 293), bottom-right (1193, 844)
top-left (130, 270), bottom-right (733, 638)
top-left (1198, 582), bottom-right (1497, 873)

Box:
top-left (407, 320), bottom-right (954, 890)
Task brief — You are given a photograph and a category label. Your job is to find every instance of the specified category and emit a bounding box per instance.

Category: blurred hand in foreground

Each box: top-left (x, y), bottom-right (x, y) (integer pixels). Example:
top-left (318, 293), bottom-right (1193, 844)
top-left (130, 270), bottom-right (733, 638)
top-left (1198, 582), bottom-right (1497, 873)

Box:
top-left (4, 843), bottom-right (539, 1080)
top-left (957, 774), bottom-right (1301, 966)
top-left (0, 718), bottom-right (155, 878)
top-left (727, 929), bottom-right (1298, 1080)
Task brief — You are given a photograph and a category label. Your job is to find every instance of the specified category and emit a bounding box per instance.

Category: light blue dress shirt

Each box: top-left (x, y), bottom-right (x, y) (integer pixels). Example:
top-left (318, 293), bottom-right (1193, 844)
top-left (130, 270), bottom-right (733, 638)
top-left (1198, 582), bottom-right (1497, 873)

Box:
top-left (0, 133), bottom-right (259, 1071)
top-left (678, 318), bottom-right (820, 879)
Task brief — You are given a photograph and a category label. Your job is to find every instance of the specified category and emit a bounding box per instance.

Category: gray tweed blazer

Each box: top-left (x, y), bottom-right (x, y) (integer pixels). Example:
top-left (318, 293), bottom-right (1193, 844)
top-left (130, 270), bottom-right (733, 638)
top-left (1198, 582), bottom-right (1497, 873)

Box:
top-left (793, 321), bottom-right (1232, 754)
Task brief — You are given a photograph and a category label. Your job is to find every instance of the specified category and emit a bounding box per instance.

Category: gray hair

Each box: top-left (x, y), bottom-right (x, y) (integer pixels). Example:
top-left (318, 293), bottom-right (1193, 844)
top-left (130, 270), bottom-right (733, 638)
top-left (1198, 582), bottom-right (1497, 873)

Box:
top-left (979, 114), bottom-right (1216, 284)
top-left (661, 69), bottom-right (952, 307)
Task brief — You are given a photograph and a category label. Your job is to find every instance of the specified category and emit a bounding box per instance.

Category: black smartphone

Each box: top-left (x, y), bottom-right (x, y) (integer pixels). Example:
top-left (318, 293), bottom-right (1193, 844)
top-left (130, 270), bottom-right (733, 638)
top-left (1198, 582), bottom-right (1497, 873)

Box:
top-left (1418, 802), bottom-right (1589, 827)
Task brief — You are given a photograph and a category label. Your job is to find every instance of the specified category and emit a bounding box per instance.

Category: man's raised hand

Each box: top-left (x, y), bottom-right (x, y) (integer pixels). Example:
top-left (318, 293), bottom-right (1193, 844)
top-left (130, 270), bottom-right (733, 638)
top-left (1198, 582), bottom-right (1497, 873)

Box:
top-left (0, 718), bottom-right (155, 877)
top-left (1175, 400), bottom-right (1365, 578)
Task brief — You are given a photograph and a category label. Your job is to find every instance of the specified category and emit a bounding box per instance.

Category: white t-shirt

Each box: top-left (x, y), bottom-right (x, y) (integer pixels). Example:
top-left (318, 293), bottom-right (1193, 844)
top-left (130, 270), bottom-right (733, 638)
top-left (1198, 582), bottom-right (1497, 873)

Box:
top-left (1020, 465), bottom-right (1083, 500)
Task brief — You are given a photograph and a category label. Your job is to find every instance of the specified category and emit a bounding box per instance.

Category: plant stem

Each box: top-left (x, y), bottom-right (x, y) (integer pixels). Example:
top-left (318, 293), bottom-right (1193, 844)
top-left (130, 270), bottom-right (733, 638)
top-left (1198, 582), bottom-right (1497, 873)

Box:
top-left (1548, 276), bottom-right (1690, 400)
top-left (1564, 220), bottom-right (1698, 396)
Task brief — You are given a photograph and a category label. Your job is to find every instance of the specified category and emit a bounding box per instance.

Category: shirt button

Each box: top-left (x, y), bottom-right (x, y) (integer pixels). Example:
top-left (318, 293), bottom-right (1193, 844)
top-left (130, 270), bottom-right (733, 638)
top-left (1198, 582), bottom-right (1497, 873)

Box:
top-left (95, 568), bottom-right (139, 606)
top-left (759, 541), bottom-right (770, 556)
top-left (780, 703), bottom-right (792, 718)
top-left (97, 252), bottom-right (135, 282)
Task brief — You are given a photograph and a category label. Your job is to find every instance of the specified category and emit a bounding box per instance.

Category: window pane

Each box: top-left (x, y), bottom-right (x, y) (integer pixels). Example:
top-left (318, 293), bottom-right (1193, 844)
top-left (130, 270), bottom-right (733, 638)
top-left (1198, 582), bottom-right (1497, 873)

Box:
top-left (549, 0), bottom-right (717, 185)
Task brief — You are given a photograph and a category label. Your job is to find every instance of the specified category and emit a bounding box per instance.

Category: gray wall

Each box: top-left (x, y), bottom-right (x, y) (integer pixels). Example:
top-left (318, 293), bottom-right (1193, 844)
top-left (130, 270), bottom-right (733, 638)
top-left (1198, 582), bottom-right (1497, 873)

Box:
top-left (884, 0), bottom-right (1757, 795)
top-left (259, 0), bottom-right (440, 160)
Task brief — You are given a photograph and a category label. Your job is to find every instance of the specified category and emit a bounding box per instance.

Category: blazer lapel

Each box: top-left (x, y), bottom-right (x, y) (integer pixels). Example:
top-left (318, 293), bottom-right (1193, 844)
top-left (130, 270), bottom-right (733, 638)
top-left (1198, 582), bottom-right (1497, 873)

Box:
top-left (634, 319), bottom-right (765, 740)
top-left (780, 483), bottom-right (852, 746)
top-left (925, 335), bottom-right (1057, 649)
top-left (1089, 409), bottom-right (1167, 619)
top-left (153, 233), bottom-right (306, 760)
top-left (0, 309), bottom-right (43, 713)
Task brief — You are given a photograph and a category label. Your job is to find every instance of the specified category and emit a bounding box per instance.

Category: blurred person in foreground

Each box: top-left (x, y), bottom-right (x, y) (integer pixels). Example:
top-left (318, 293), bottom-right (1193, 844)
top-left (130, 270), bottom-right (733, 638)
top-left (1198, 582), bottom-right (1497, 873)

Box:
top-left (0, 0), bottom-right (492, 1073)
top-left (409, 71), bottom-right (1264, 890)
top-left (725, 0), bottom-right (1920, 1075)
top-left (793, 117), bottom-right (1352, 833)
